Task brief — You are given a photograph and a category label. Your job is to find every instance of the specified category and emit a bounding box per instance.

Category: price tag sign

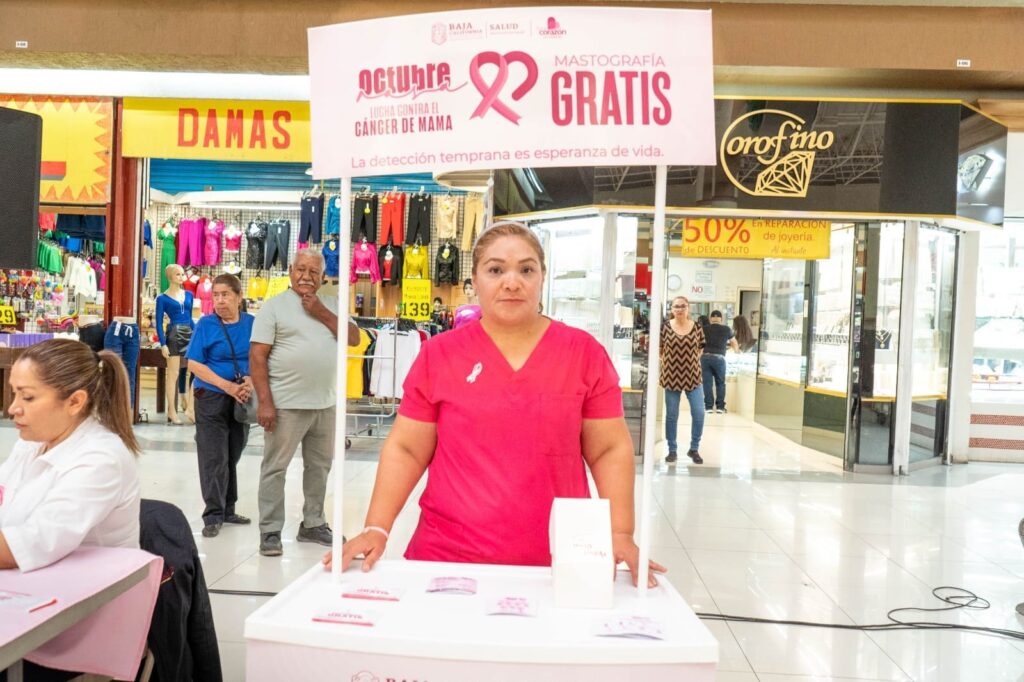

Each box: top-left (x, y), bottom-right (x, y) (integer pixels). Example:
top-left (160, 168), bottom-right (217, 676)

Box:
top-left (0, 306), bottom-right (16, 326)
top-left (401, 279), bottom-right (432, 321)
top-left (675, 217), bottom-right (830, 260)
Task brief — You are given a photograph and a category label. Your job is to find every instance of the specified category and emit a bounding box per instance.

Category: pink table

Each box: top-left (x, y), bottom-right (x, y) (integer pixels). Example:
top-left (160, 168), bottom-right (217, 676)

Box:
top-left (0, 547), bottom-right (163, 681)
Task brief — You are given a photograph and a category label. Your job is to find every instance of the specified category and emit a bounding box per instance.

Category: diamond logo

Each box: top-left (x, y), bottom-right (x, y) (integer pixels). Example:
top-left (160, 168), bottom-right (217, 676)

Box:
top-left (755, 151), bottom-right (816, 198)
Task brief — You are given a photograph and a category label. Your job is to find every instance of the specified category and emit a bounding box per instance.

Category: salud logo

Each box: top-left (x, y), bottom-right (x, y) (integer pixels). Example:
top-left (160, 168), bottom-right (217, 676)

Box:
top-left (719, 109), bottom-right (835, 198)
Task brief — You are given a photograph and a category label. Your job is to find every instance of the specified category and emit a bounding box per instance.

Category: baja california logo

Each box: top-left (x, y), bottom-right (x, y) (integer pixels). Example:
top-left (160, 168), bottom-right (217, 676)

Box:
top-left (719, 109), bottom-right (835, 198)
top-left (351, 673), bottom-right (378, 682)
top-left (468, 51), bottom-right (538, 124)
top-left (431, 23), bottom-right (447, 45)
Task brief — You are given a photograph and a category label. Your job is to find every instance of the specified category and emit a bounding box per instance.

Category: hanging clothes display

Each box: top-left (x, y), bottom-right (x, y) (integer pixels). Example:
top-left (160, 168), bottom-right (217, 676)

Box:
top-left (196, 274), bottom-right (214, 315)
top-left (369, 328), bottom-right (422, 399)
top-left (325, 195), bottom-right (342, 235)
top-left (299, 193), bottom-right (325, 245)
top-left (183, 269), bottom-right (201, 294)
top-left (158, 223), bottom-right (178, 290)
top-left (322, 238), bottom-right (341, 278)
top-left (246, 275), bottom-right (268, 300)
top-left (203, 218), bottom-right (225, 266)
top-left (434, 242), bottom-right (460, 285)
top-left (378, 244), bottom-right (403, 286)
top-left (142, 219), bottom-right (153, 280)
top-left (264, 218), bottom-right (291, 270)
top-left (352, 193), bottom-right (378, 243)
top-left (177, 216), bottom-right (207, 268)
top-left (379, 191), bottom-right (405, 246)
top-left (406, 193), bottom-right (432, 245)
top-left (435, 196), bottom-right (459, 240)
top-left (244, 219), bottom-right (268, 269)
top-left (461, 193), bottom-right (485, 250)
top-left (346, 328), bottom-right (373, 399)
top-left (223, 224), bottom-right (243, 252)
top-left (63, 256), bottom-right (98, 299)
top-left (403, 244), bottom-right (429, 279)
top-left (350, 240), bottom-right (381, 283)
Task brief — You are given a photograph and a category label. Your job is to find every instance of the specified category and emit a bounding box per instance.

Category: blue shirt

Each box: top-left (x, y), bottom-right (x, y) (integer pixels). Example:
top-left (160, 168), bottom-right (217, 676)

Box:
top-left (322, 238), bottom-right (341, 277)
top-left (155, 292), bottom-right (195, 345)
top-left (186, 313), bottom-right (255, 394)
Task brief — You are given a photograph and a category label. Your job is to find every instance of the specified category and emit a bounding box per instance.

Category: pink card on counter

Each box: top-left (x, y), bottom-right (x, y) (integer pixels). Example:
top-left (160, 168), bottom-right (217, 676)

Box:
top-left (426, 576), bottom-right (477, 595)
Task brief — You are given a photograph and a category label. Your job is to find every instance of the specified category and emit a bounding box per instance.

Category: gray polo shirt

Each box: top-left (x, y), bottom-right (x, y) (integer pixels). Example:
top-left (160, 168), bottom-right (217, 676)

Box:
top-left (251, 288), bottom-right (339, 409)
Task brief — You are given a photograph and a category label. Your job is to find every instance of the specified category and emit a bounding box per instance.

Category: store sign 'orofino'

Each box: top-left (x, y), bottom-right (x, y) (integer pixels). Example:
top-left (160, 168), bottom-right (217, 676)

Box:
top-left (719, 109), bottom-right (836, 198)
top-left (308, 7), bottom-right (715, 177)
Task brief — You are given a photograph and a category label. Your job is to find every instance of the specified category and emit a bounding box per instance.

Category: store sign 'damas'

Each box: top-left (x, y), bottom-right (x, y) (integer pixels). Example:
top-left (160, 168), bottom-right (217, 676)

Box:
top-left (720, 109), bottom-right (835, 198)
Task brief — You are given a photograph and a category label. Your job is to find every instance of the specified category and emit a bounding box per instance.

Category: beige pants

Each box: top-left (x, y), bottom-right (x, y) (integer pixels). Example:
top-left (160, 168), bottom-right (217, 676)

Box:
top-left (461, 193), bottom-right (486, 250)
top-left (436, 196), bottom-right (459, 240)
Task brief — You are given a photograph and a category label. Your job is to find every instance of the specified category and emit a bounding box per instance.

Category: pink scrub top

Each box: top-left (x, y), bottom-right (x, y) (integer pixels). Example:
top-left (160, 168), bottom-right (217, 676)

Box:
top-left (399, 319), bottom-right (624, 567)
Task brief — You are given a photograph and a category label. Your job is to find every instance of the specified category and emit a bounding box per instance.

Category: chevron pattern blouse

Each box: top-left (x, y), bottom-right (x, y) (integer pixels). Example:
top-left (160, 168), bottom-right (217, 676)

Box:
top-left (659, 321), bottom-right (705, 392)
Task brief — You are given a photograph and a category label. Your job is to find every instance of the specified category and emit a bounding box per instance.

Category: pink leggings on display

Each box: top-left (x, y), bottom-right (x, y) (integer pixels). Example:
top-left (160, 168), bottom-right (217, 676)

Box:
top-left (177, 217), bottom-right (206, 267)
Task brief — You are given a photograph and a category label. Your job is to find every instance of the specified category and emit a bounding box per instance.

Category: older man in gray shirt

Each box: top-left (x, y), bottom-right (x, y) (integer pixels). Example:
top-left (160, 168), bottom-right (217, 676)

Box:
top-left (250, 249), bottom-right (360, 556)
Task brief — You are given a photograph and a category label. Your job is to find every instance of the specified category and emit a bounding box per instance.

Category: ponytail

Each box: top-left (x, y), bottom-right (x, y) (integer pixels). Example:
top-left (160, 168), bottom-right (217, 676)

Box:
top-left (92, 350), bottom-right (142, 455)
top-left (17, 339), bottom-right (141, 455)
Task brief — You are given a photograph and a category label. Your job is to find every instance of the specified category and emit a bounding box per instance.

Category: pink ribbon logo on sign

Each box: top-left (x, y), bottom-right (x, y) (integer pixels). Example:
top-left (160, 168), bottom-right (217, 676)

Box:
top-left (469, 51), bottom-right (538, 124)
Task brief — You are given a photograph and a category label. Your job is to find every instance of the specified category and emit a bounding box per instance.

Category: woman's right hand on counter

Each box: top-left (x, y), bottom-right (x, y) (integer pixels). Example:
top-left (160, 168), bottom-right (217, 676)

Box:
top-left (321, 530), bottom-right (388, 572)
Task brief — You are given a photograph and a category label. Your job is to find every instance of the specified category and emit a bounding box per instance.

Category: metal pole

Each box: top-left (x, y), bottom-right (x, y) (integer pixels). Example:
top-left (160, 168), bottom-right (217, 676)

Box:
top-left (638, 165), bottom-right (667, 595)
top-left (332, 176), bottom-right (353, 581)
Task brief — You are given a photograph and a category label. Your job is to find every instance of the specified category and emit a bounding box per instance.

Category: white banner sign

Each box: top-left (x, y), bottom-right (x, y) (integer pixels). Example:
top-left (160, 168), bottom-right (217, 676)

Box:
top-left (308, 7), bottom-right (716, 177)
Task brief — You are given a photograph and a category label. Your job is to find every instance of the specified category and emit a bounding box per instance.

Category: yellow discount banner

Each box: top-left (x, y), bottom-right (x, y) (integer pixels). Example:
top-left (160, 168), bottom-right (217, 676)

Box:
top-left (0, 305), bottom-right (17, 326)
top-left (401, 279), bottom-right (432, 321)
top-left (263, 276), bottom-right (292, 300)
top-left (0, 95), bottom-right (113, 204)
top-left (122, 98), bottom-right (311, 162)
top-left (675, 217), bottom-right (831, 260)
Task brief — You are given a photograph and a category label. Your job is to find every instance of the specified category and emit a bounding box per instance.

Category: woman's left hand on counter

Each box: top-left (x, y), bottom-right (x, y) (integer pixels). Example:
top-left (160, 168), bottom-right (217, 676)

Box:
top-left (613, 532), bottom-right (667, 588)
top-left (322, 529), bottom-right (388, 572)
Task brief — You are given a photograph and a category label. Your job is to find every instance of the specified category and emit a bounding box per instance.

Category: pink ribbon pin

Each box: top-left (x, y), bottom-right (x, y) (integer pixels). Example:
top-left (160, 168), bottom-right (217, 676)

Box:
top-left (469, 51), bottom-right (538, 124)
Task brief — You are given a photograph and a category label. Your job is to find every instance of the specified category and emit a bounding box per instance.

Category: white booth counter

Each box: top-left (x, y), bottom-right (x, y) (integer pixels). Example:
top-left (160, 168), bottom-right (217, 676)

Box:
top-left (245, 559), bottom-right (719, 681)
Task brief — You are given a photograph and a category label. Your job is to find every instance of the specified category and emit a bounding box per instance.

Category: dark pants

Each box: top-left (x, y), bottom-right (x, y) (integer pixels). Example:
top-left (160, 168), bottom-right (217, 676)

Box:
top-left (406, 194), bottom-right (431, 245)
top-left (299, 195), bottom-right (324, 244)
top-left (194, 389), bottom-right (249, 525)
top-left (701, 353), bottom-right (727, 410)
top-left (104, 321), bottom-right (140, 409)
top-left (264, 219), bottom-right (291, 270)
top-left (352, 195), bottom-right (379, 242)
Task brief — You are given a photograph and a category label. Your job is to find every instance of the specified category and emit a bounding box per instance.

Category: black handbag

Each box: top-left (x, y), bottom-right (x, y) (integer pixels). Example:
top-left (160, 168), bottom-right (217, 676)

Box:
top-left (217, 317), bottom-right (259, 424)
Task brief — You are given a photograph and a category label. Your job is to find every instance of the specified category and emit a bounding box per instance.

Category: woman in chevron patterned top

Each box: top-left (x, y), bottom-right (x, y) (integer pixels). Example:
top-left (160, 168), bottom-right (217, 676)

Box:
top-left (659, 296), bottom-right (706, 465)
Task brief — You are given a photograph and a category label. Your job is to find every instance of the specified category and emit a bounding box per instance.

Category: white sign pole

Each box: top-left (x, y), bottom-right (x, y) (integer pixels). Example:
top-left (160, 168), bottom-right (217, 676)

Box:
top-left (637, 164), bottom-right (668, 596)
top-left (331, 176), bottom-right (353, 582)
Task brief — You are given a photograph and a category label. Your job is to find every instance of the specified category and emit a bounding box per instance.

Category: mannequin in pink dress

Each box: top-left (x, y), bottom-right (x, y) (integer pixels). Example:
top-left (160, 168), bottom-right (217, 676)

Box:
top-left (204, 219), bottom-right (225, 265)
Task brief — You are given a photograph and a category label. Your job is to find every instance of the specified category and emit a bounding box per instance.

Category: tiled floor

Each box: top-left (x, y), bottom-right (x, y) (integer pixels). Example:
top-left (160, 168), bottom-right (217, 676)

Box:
top-left (4, 408), bottom-right (1024, 681)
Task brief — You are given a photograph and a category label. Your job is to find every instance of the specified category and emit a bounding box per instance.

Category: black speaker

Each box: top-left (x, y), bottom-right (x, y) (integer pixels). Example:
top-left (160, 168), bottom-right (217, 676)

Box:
top-left (0, 106), bottom-right (42, 269)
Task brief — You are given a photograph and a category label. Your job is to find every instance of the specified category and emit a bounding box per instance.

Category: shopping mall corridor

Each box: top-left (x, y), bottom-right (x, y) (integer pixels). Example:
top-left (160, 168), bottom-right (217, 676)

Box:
top-left (2, 408), bottom-right (1024, 681)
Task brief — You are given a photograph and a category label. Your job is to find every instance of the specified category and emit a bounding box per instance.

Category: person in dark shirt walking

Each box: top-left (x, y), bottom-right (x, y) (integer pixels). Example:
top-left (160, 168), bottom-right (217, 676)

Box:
top-left (701, 310), bottom-right (738, 414)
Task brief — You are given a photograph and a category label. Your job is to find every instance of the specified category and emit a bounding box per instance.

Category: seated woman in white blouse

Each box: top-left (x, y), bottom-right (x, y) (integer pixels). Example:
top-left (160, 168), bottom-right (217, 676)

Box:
top-left (0, 339), bottom-right (141, 572)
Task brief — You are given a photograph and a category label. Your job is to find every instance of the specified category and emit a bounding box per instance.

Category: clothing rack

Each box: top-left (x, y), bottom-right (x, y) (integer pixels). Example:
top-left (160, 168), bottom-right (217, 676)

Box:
top-left (345, 315), bottom-right (403, 443)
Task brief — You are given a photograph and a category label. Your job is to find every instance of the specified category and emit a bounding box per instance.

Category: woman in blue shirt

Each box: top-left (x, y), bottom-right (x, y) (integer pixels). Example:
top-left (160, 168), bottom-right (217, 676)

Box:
top-left (186, 274), bottom-right (255, 538)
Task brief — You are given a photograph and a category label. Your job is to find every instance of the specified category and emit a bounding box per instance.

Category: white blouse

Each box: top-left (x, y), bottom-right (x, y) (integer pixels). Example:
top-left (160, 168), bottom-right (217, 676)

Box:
top-left (0, 417), bottom-right (141, 572)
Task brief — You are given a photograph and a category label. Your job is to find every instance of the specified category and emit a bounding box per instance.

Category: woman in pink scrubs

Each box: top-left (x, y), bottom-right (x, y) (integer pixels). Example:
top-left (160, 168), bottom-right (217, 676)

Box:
top-left (327, 222), bottom-right (665, 586)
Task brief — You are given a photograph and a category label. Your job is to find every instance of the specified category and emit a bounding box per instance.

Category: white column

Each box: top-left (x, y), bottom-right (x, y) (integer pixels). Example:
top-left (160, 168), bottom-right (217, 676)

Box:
top-left (948, 230), bottom-right (980, 463)
top-left (892, 220), bottom-right (919, 476)
top-left (638, 166), bottom-right (667, 595)
top-left (331, 176), bottom-right (352, 581)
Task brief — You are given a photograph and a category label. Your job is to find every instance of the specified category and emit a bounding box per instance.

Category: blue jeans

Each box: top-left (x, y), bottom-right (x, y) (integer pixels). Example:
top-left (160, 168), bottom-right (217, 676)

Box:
top-left (664, 385), bottom-right (705, 453)
top-left (701, 354), bottom-right (727, 410)
top-left (104, 321), bottom-right (140, 409)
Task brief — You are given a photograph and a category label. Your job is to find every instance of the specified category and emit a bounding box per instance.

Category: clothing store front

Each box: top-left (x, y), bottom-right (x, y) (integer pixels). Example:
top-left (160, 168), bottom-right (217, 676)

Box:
top-left (119, 97), bottom-right (489, 422)
top-left (496, 98), bottom-right (1007, 474)
top-left (0, 95), bottom-right (114, 417)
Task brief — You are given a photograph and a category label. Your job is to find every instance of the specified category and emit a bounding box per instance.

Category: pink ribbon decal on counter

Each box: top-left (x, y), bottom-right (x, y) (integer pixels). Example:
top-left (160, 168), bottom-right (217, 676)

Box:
top-left (469, 51), bottom-right (538, 124)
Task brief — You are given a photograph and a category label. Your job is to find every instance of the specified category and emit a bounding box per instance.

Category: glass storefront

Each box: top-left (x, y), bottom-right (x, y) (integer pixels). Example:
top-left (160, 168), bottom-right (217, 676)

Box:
top-left (973, 221), bottom-right (1024, 403)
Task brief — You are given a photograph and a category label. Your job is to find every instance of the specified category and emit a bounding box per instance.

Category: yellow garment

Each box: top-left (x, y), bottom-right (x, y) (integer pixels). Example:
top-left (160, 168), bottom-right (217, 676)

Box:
top-left (346, 328), bottom-right (371, 399)
top-left (247, 276), bottom-right (268, 299)
top-left (404, 245), bottom-right (429, 279)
